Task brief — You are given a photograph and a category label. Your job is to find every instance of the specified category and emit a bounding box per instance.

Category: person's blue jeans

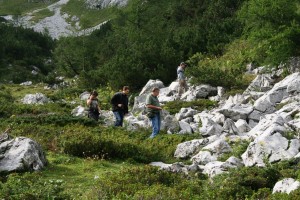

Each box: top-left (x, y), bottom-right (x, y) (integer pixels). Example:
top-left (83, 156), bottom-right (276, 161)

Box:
top-left (150, 113), bottom-right (161, 138)
top-left (113, 111), bottom-right (124, 126)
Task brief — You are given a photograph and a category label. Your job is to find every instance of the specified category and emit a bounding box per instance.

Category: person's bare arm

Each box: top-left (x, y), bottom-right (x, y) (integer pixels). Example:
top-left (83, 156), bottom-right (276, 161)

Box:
top-left (146, 104), bottom-right (162, 110)
top-left (87, 98), bottom-right (92, 106)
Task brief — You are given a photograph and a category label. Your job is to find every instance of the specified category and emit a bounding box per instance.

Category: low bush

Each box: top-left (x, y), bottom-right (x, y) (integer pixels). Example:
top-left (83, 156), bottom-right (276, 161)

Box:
top-left (0, 87), bottom-right (15, 118)
top-left (271, 189), bottom-right (300, 200)
top-left (187, 52), bottom-right (245, 89)
top-left (199, 166), bottom-right (281, 200)
top-left (59, 126), bottom-right (197, 163)
top-left (0, 172), bottom-right (70, 199)
top-left (92, 165), bottom-right (204, 200)
top-left (271, 159), bottom-right (300, 180)
top-left (219, 139), bottom-right (250, 161)
top-left (48, 87), bottom-right (84, 102)
top-left (5, 114), bottom-right (97, 127)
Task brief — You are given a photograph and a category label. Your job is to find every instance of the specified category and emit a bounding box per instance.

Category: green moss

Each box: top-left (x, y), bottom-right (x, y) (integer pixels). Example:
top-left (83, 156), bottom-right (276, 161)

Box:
top-left (31, 8), bottom-right (55, 22)
top-left (275, 102), bottom-right (290, 110)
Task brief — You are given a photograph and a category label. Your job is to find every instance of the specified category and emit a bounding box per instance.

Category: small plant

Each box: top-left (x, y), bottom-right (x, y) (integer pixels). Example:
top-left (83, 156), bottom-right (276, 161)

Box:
top-left (219, 139), bottom-right (250, 161)
top-left (223, 88), bottom-right (244, 99)
top-left (282, 131), bottom-right (298, 140)
top-left (275, 102), bottom-right (290, 110)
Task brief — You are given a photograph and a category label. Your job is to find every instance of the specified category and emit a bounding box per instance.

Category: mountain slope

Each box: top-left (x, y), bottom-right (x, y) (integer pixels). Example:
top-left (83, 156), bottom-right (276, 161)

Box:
top-left (0, 0), bottom-right (127, 39)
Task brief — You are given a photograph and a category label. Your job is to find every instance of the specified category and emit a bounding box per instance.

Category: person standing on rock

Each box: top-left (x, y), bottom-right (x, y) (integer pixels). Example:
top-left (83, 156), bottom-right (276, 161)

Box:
top-left (86, 90), bottom-right (101, 121)
top-left (177, 61), bottom-right (188, 98)
top-left (111, 86), bottom-right (130, 127)
top-left (146, 87), bottom-right (162, 138)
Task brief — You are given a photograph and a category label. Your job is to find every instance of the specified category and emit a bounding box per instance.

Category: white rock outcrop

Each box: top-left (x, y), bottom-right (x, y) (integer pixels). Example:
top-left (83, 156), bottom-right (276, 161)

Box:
top-left (273, 178), bottom-right (300, 194)
top-left (0, 136), bottom-right (47, 173)
top-left (21, 93), bottom-right (51, 104)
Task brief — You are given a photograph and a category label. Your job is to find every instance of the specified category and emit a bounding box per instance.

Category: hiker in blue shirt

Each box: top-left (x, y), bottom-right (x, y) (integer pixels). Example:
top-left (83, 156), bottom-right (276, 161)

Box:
top-left (177, 62), bottom-right (188, 98)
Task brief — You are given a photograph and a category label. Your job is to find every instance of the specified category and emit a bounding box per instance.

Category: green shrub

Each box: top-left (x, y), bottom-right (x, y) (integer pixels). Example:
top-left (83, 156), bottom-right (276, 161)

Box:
top-left (48, 87), bottom-right (84, 102)
top-left (93, 165), bottom-right (203, 199)
top-left (271, 159), bottom-right (300, 180)
top-left (0, 87), bottom-right (15, 118)
top-left (219, 139), bottom-right (250, 161)
top-left (237, 0), bottom-right (300, 66)
top-left (199, 166), bottom-right (281, 200)
top-left (59, 126), bottom-right (197, 163)
top-left (0, 172), bottom-right (70, 200)
top-left (271, 190), bottom-right (300, 200)
top-left (187, 52), bottom-right (246, 89)
top-left (10, 103), bottom-right (74, 116)
top-left (6, 114), bottom-right (97, 127)
top-left (0, 23), bottom-right (55, 83)
top-left (250, 188), bottom-right (272, 200)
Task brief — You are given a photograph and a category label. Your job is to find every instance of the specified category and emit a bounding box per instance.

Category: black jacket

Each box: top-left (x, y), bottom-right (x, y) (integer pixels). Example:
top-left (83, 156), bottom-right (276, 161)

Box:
top-left (110, 92), bottom-right (129, 113)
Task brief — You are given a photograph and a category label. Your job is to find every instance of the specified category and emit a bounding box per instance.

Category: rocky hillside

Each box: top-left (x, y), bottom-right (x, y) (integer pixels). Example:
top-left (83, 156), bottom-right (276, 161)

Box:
top-left (2, 58), bottom-right (300, 197)
top-left (2, 0), bottom-right (128, 39)
top-left (139, 59), bottom-right (300, 194)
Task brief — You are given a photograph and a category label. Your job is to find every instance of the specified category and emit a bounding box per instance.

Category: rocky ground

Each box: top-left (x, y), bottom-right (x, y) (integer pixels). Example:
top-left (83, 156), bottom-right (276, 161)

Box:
top-left (3, 0), bottom-right (128, 39)
top-left (3, 58), bottom-right (300, 195)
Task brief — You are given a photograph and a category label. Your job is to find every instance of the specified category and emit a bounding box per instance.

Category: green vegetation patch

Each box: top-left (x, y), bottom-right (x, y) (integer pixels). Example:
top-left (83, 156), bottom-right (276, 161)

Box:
top-left (0, 152), bottom-right (133, 199)
top-left (59, 125), bottom-right (198, 163)
top-left (92, 165), bottom-right (204, 200)
top-left (218, 139), bottom-right (250, 162)
top-left (31, 8), bottom-right (55, 22)
top-left (61, 0), bottom-right (119, 29)
top-left (0, 0), bottom-right (59, 15)
top-left (163, 99), bottom-right (217, 115)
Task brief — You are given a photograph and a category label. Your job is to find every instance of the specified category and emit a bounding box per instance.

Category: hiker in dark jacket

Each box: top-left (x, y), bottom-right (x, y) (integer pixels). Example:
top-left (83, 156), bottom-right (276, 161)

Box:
top-left (110, 86), bottom-right (130, 126)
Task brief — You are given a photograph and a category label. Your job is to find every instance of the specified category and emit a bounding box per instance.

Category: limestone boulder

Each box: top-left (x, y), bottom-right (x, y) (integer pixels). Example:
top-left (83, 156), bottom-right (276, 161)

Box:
top-left (21, 93), bottom-right (51, 104)
top-left (71, 105), bottom-right (87, 117)
top-left (0, 136), bottom-right (47, 173)
top-left (174, 138), bottom-right (210, 159)
top-left (273, 178), bottom-right (300, 194)
top-left (242, 132), bottom-right (300, 167)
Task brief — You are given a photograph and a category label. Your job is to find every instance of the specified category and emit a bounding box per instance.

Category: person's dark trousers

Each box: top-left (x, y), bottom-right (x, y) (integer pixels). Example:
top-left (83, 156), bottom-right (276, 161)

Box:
top-left (88, 111), bottom-right (99, 121)
top-left (113, 111), bottom-right (124, 126)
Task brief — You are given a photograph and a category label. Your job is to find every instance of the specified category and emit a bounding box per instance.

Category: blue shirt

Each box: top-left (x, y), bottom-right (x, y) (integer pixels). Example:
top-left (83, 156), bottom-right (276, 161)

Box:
top-left (177, 66), bottom-right (185, 80)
